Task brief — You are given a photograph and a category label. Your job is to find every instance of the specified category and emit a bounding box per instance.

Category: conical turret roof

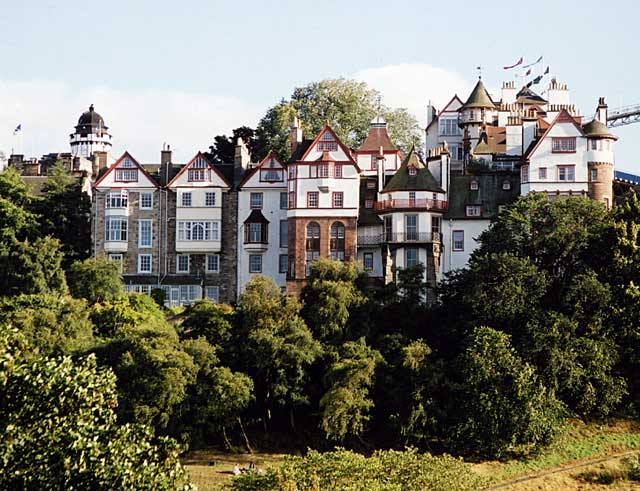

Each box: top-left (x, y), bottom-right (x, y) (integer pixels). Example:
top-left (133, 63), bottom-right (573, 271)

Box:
top-left (462, 79), bottom-right (496, 109)
top-left (382, 146), bottom-right (443, 193)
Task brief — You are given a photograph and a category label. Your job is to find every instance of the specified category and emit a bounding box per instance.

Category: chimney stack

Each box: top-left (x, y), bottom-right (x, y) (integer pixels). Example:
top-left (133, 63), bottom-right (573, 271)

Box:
top-left (426, 101), bottom-right (436, 127)
top-left (93, 151), bottom-right (108, 176)
top-left (160, 144), bottom-right (172, 186)
top-left (596, 97), bottom-right (608, 125)
top-left (234, 137), bottom-right (251, 170)
top-left (290, 115), bottom-right (303, 157)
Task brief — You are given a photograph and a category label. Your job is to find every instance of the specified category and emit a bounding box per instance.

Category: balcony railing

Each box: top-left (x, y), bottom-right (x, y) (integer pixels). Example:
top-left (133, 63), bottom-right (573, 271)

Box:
top-left (374, 199), bottom-right (448, 212)
top-left (357, 232), bottom-right (441, 245)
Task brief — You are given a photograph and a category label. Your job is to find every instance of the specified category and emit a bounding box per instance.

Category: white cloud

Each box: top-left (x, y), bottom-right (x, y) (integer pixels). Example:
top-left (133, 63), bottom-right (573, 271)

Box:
top-left (353, 63), bottom-right (472, 126)
top-left (0, 81), bottom-right (262, 163)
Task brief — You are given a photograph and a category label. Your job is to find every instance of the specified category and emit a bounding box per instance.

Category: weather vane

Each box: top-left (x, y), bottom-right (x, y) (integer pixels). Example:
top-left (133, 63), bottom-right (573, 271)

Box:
top-left (476, 65), bottom-right (483, 79)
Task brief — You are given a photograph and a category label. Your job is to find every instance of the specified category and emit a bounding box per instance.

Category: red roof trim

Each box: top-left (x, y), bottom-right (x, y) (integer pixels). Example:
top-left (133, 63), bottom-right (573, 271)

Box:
top-left (93, 152), bottom-right (159, 188)
top-left (425, 94), bottom-right (463, 131)
top-left (238, 150), bottom-right (287, 188)
top-left (526, 109), bottom-right (585, 160)
top-left (298, 124), bottom-right (361, 171)
top-left (167, 152), bottom-right (230, 188)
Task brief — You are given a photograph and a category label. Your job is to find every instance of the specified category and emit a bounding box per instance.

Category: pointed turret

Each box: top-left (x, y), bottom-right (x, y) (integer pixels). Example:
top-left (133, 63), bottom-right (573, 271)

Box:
top-left (461, 78), bottom-right (496, 109)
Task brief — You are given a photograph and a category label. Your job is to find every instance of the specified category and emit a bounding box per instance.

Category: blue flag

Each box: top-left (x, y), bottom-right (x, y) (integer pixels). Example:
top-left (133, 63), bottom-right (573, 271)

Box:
top-left (13, 124), bottom-right (21, 135)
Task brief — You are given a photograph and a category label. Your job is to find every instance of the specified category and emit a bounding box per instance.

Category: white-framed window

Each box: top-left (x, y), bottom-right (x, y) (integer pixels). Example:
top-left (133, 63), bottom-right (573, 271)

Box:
top-left (551, 137), bottom-right (576, 153)
top-left (205, 192), bottom-right (216, 207)
top-left (106, 190), bottom-right (128, 209)
top-left (466, 205), bottom-right (482, 217)
top-left (288, 165), bottom-right (296, 180)
top-left (333, 192), bottom-right (344, 208)
top-left (363, 252), bottom-right (374, 271)
top-left (452, 230), bottom-right (464, 251)
top-left (177, 221), bottom-right (219, 241)
top-left (138, 219), bottom-right (153, 248)
top-left (206, 254), bottom-right (220, 273)
top-left (249, 254), bottom-right (262, 273)
top-left (431, 216), bottom-right (441, 236)
top-left (470, 180), bottom-right (479, 190)
top-left (521, 164), bottom-right (529, 184)
top-left (539, 167), bottom-right (547, 180)
top-left (115, 168), bottom-right (138, 182)
top-left (188, 168), bottom-right (206, 182)
top-left (105, 217), bottom-right (127, 241)
top-left (334, 164), bottom-right (343, 178)
top-left (205, 286), bottom-right (219, 302)
top-left (439, 118), bottom-right (460, 136)
top-left (177, 254), bottom-right (190, 273)
top-left (591, 139), bottom-right (598, 150)
top-left (138, 254), bottom-right (152, 274)
top-left (409, 167), bottom-right (417, 176)
top-left (280, 192), bottom-right (288, 210)
top-left (558, 165), bottom-right (575, 182)
top-left (279, 254), bottom-right (288, 273)
top-left (260, 169), bottom-right (283, 182)
top-left (108, 253), bottom-right (123, 273)
top-left (250, 192), bottom-right (263, 209)
top-left (288, 192), bottom-right (296, 209)
top-left (590, 168), bottom-right (598, 181)
top-left (280, 220), bottom-right (288, 248)
top-left (181, 192), bottom-right (192, 207)
top-left (245, 222), bottom-right (266, 243)
top-left (307, 192), bottom-right (319, 208)
top-left (406, 248), bottom-right (419, 268)
top-left (405, 215), bottom-right (418, 240)
top-left (121, 158), bottom-right (135, 168)
top-left (139, 192), bottom-right (153, 210)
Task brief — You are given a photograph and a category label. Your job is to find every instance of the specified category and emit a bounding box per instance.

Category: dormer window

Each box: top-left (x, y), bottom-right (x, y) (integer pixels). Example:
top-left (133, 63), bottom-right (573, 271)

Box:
top-left (466, 205), bottom-right (482, 217)
top-left (409, 167), bottom-right (417, 176)
top-left (115, 168), bottom-right (138, 182)
top-left (470, 180), bottom-right (479, 190)
top-left (318, 132), bottom-right (337, 152)
top-left (502, 180), bottom-right (511, 190)
top-left (192, 157), bottom-right (207, 168)
top-left (121, 158), bottom-right (135, 168)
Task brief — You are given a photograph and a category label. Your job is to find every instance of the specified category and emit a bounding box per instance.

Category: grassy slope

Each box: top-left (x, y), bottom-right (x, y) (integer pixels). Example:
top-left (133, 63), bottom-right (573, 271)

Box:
top-left (183, 420), bottom-right (640, 490)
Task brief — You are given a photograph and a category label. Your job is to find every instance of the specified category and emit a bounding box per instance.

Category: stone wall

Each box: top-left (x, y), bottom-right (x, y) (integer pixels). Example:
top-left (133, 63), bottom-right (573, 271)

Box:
top-left (588, 161), bottom-right (614, 209)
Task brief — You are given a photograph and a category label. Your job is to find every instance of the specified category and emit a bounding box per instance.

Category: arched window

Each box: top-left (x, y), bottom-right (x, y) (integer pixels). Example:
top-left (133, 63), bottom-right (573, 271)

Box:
top-left (306, 222), bottom-right (320, 275)
top-left (192, 223), bottom-right (205, 241)
top-left (330, 222), bottom-right (345, 261)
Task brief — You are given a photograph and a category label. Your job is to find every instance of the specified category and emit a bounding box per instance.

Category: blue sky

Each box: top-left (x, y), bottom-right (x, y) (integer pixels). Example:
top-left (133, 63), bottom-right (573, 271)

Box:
top-left (1, 0), bottom-right (639, 170)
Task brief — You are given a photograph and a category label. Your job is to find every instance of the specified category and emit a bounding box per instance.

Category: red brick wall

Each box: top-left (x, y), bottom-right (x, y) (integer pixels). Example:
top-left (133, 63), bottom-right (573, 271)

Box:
top-left (286, 216), bottom-right (357, 294)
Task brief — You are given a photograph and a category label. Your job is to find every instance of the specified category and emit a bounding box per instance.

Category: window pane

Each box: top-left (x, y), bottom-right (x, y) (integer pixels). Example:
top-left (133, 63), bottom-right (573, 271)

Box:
top-left (280, 220), bottom-right (288, 248)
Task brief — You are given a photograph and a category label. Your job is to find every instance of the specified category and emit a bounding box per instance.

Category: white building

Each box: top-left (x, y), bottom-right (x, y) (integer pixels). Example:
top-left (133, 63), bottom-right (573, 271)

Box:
top-left (237, 151), bottom-right (289, 294)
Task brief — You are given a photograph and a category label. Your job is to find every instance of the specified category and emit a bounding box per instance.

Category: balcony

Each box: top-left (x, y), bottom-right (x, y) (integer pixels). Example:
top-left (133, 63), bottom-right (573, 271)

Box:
top-left (374, 199), bottom-right (448, 212)
top-left (357, 232), bottom-right (441, 246)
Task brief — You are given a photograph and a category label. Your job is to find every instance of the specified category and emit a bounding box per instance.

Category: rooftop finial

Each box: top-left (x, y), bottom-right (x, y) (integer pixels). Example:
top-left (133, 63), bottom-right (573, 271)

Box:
top-left (476, 65), bottom-right (483, 80)
top-left (89, 104), bottom-right (94, 112)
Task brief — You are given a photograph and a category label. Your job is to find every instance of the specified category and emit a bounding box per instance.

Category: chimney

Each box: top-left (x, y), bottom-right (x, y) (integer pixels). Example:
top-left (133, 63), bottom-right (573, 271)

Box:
top-left (426, 100), bottom-right (436, 127)
top-left (23, 160), bottom-right (40, 176)
top-left (596, 97), bottom-right (608, 125)
top-left (160, 143), bottom-right (172, 186)
top-left (290, 115), bottom-right (303, 157)
top-left (376, 145), bottom-right (385, 192)
top-left (234, 137), bottom-right (251, 170)
top-left (93, 151), bottom-right (108, 176)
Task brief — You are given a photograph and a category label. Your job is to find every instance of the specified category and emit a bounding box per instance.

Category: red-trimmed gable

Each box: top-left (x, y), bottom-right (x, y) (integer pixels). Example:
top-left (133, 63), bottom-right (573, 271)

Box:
top-left (239, 150), bottom-right (286, 188)
top-left (167, 152), bottom-right (230, 188)
top-left (525, 109), bottom-right (585, 160)
top-left (298, 124), bottom-right (360, 171)
top-left (93, 151), bottom-right (159, 188)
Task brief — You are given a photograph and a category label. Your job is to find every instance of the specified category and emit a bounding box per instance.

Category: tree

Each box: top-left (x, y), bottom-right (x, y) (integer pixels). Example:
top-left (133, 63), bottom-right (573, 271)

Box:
top-left (300, 258), bottom-right (366, 344)
top-left (237, 275), bottom-right (322, 430)
top-left (320, 337), bottom-right (382, 442)
top-left (37, 162), bottom-right (91, 266)
top-left (0, 168), bottom-right (39, 243)
top-left (206, 126), bottom-right (261, 164)
top-left (0, 236), bottom-right (67, 296)
top-left (0, 293), bottom-right (93, 357)
top-left (255, 79), bottom-right (422, 160)
top-left (180, 300), bottom-right (235, 362)
top-left (0, 327), bottom-right (194, 490)
top-left (453, 327), bottom-right (563, 459)
top-left (67, 257), bottom-right (124, 304)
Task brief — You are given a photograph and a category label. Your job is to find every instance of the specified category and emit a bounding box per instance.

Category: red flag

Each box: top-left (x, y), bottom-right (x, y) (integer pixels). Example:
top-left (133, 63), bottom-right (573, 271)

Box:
top-left (503, 57), bottom-right (523, 70)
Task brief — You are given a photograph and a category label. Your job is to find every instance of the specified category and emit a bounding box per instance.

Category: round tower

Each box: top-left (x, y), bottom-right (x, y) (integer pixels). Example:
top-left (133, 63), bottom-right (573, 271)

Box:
top-left (458, 78), bottom-right (497, 163)
top-left (583, 117), bottom-right (617, 209)
top-left (70, 105), bottom-right (112, 158)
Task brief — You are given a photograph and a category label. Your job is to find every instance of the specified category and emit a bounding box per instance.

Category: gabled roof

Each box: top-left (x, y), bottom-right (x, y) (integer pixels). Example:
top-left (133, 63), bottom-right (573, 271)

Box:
top-left (382, 146), bottom-right (443, 193)
top-left (167, 152), bottom-right (230, 188)
top-left (425, 95), bottom-right (464, 131)
top-left (93, 152), bottom-right (159, 188)
top-left (474, 126), bottom-right (507, 155)
top-left (358, 116), bottom-right (398, 153)
top-left (299, 124), bottom-right (360, 170)
top-left (525, 109), bottom-right (585, 159)
top-left (239, 150), bottom-right (286, 188)
top-left (462, 79), bottom-right (496, 109)
top-left (516, 86), bottom-right (547, 105)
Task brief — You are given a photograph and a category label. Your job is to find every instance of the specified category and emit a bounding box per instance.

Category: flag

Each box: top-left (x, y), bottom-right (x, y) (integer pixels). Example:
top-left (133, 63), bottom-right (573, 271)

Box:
top-left (532, 75), bottom-right (543, 85)
top-left (544, 66), bottom-right (549, 75)
top-left (13, 124), bottom-right (21, 135)
top-left (526, 80), bottom-right (534, 88)
top-left (503, 57), bottom-right (523, 70)
top-left (522, 55), bottom-right (543, 69)
top-left (525, 68), bottom-right (532, 76)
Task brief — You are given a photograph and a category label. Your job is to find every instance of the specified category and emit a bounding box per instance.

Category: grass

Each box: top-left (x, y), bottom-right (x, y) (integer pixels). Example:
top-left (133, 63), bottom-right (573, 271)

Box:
top-left (183, 451), bottom-right (285, 491)
top-left (474, 419), bottom-right (640, 486)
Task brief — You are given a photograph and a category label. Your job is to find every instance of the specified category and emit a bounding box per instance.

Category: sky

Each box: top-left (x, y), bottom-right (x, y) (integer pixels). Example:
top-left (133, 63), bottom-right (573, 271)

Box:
top-left (1, 0), bottom-right (639, 171)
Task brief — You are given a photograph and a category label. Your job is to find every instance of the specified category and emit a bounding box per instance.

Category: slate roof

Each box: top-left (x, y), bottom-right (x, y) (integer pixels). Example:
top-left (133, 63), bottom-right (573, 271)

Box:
top-left (462, 79), bottom-right (496, 109)
top-left (445, 173), bottom-right (520, 219)
top-left (516, 87), bottom-right (547, 105)
top-left (290, 140), bottom-right (313, 161)
top-left (358, 207), bottom-right (383, 226)
top-left (382, 147), bottom-right (444, 193)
